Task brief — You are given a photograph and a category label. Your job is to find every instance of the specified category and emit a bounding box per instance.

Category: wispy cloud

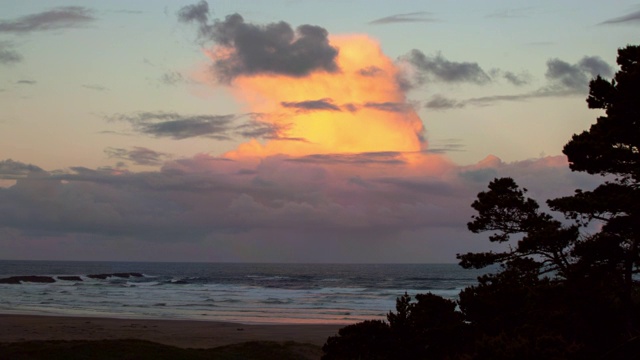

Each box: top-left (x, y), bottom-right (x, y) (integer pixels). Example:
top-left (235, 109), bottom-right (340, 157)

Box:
top-left (108, 111), bottom-right (286, 141)
top-left (368, 11), bottom-right (437, 25)
top-left (105, 147), bottom-right (171, 166)
top-left (0, 159), bottom-right (45, 179)
top-left (599, 9), bottom-right (640, 25)
top-left (425, 139), bottom-right (465, 154)
top-left (364, 102), bottom-right (414, 113)
top-left (425, 55), bottom-right (614, 109)
top-left (0, 42), bottom-right (22, 65)
top-left (424, 95), bottom-right (464, 110)
top-left (287, 152), bottom-right (406, 165)
top-left (400, 50), bottom-right (491, 87)
top-left (281, 98), bottom-right (341, 112)
top-left (0, 6), bottom-right (95, 33)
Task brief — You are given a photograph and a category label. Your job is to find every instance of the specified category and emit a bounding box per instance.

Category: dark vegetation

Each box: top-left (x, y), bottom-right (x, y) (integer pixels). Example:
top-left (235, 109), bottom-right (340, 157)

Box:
top-left (322, 45), bottom-right (640, 359)
top-left (0, 339), bottom-right (321, 360)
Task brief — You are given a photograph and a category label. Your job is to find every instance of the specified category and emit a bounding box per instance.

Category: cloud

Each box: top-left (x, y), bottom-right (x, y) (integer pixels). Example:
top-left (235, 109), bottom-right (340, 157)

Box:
top-left (278, 99), bottom-right (414, 114)
top-left (0, 153), bottom-right (602, 262)
top-left (0, 6), bottom-right (95, 33)
top-left (426, 139), bottom-right (465, 154)
top-left (599, 9), bottom-right (640, 25)
top-left (281, 98), bottom-right (341, 112)
top-left (401, 50), bottom-right (491, 85)
top-left (160, 71), bottom-right (187, 86)
top-left (108, 111), bottom-right (285, 140)
top-left (105, 147), bottom-right (171, 166)
top-left (177, 1), bottom-right (338, 82)
top-left (0, 42), bottom-right (22, 65)
top-left (368, 11), bottom-right (437, 25)
top-left (429, 55), bottom-right (614, 109)
top-left (545, 56), bottom-right (613, 92)
top-left (82, 84), bottom-right (107, 91)
top-left (364, 102), bottom-right (414, 113)
top-left (0, 159), bottom-right (45, 179)
top-left (286, 152), bottom-right (406, 165)
top-left (424, 95), bottom-right (464, 110)
top-left (177, 0), bottom-right (210, 28)
top-left (501, 70), bottom-right (531, 86)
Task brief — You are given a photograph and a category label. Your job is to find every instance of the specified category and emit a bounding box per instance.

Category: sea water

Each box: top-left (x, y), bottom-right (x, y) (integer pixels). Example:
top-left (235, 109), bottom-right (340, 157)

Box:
top-left (0, 261), bottom-right (488, 325)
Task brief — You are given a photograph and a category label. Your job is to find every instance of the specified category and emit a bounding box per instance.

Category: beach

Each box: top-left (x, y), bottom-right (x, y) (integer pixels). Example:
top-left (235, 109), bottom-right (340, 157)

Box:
top-left (0, 314), bottom-right (341, 348)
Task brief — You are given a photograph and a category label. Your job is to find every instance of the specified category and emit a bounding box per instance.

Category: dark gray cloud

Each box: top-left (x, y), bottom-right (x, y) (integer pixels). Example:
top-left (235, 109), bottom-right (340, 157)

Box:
top-left (599, 9), bottom-right (640, 25)
top-left (368, 11), bottom-right (437, 25)
top-left (501, 71), bottom-right (531, 86)
top-left (109, 111), bottom-right (285, 141)
top-left (0, 6), bottom-right (95, 33)
top-left (402, 50), bottom-right (491, 85)
top-left (0, 42), bottom-right (22, 65)
top-left (425, 139), bottom-right (465, 154)
top-left (424, 95), bottom-right (464, 110)
top-left (16, 80), bottom-right (36, 85)
top-left (278, 98), bottom-right (416, 114)
top-left (177, 0), bottom-right (210, 25)
top-left (0, 159), bottom-right (45, 179)
top-left (235, 120), bottom-right (288, 139)
top-left (364, 102), bottom-right (414, 113)
top-left (105, 147), bottom-right (171, 166)
top-left (545, 56), bottom-right (613, 92)
top-left (177, 1), bottom-right (338, 82)
top-left (427, 55), bottom-right (614, 109)
top-left (281, 98), bottom-right (341, 112)
top-left (576, 56), bottom-right (614, 78)
top-left (287, 152), bottom-right (406, 165)
top-left (112, 112), bottom-right (235, 140)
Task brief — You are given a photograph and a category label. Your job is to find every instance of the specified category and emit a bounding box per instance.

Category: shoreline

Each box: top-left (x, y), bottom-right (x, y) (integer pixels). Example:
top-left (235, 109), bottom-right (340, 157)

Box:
top-left (0, 314), bottom-right (343, 348)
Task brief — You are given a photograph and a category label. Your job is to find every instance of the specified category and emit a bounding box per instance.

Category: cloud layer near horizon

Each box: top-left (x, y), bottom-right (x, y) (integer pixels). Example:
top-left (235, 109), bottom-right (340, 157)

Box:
top-left (0, 153), bottom-right (601, 262)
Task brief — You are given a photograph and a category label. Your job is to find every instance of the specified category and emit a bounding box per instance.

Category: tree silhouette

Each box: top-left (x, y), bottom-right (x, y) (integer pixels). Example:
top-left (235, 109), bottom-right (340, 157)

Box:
top-left (549, 45), bottom-right (640, 331)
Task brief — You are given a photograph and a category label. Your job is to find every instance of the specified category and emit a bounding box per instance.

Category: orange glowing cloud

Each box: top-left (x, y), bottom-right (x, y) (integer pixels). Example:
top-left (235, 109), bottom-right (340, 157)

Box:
top-left (211, 35), bottom-right (426, 159)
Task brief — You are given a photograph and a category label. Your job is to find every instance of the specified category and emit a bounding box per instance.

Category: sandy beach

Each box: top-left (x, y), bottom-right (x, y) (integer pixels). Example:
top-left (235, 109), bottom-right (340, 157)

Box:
top-left (0, 314), bottom-right (342, 348)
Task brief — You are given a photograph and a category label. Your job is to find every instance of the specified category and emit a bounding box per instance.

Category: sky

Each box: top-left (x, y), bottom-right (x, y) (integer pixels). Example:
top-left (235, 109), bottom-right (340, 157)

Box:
top-left (0, 1), bottom-right (638, 263)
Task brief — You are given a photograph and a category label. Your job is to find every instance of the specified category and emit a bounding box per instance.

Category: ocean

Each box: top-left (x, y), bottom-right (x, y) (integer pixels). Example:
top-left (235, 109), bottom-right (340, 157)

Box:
top-left (0, 261), bottom-right (487, 325)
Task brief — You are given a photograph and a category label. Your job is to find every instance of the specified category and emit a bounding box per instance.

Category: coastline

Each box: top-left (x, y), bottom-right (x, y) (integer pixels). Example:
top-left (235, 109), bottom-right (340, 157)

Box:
top-left (0, 314), bottom-right (342, 348)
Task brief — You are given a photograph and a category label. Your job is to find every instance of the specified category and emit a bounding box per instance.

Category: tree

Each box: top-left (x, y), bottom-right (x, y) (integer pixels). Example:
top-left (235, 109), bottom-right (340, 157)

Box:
top-left (458, 177), bottom-right (578, 279)
top-left (458, 45), bottom-right (640, 357)
top-left (549, 45), bottom-right (640, 329)
top-left (322, 293), bottom-right (468, 359)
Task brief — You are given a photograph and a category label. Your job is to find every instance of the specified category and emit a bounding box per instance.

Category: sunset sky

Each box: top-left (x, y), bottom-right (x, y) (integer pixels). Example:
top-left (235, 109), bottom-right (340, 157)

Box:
top-left (0, 1), bottom-right (638, 262)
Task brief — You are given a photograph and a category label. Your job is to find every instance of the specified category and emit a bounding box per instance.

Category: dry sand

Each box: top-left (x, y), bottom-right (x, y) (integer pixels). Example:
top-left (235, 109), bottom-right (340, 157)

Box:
top-left (0, 314), bottom-right (342, 348)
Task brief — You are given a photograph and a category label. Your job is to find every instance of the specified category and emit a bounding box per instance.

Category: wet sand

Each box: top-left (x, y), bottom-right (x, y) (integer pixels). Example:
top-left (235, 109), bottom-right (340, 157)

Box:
top-left (0, 314), bottom-right (342, 348)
